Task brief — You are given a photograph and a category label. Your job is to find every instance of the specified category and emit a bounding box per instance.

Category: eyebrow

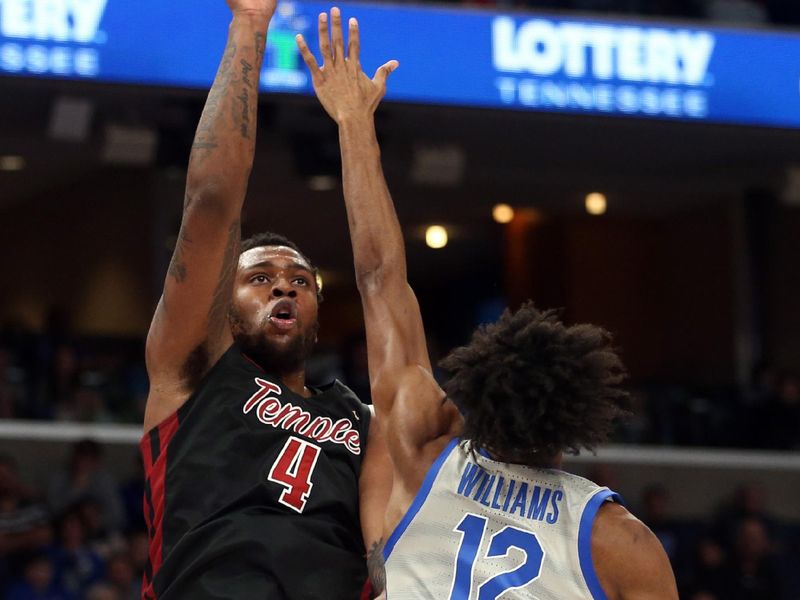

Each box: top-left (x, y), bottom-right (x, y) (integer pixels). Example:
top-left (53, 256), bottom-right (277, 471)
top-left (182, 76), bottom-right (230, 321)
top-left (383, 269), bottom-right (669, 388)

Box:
top-left (243, 260), bottom-right (313, 274)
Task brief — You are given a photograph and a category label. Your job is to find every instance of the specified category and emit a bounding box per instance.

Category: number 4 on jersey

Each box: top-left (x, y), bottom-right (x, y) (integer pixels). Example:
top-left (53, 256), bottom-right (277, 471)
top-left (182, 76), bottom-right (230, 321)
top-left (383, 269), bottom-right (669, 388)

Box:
top-left (268, 436), bottom-right (321, 513)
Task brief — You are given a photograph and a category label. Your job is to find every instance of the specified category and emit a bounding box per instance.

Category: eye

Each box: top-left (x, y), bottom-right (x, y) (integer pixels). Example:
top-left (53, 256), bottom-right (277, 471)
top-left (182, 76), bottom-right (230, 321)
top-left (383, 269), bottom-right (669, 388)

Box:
top-left (293, 277), bottom-right (309, 286)
top-left (250, 274), bottom-right (269, 284)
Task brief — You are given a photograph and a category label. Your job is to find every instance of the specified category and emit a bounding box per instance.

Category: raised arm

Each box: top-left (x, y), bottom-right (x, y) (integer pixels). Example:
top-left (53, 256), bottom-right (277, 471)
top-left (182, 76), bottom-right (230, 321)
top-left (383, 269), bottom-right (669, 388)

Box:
top-left (144, 0), bottom-right (275, 432)
top-left (296, 10), bottom-right (462, 457)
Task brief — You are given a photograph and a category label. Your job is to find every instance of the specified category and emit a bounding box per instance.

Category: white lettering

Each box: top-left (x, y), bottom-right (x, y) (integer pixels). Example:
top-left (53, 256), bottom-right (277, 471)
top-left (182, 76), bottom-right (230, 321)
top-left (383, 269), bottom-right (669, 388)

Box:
top-left (0, 42), bottom-right (97, 76)
top-left (0, 0), bottom-right (108, 43)
top-left (0, 42), bottom-right (24, 70)
top-left (617, 28), bottom-right (645, 82)
top-left (34, 0), bottom-right (69, 42)
top-left (587, 26), bottom-right (615, 79)
top-left (677, 31), bottom-right (715, 86)
top-left (73, 46), bottom-right (97, 75)
top-left (492, 17), bottom-right (519, 72)
top-left (518, 19), bottom-right (562, 75)
top-left (496, 76), bottom-right (516, 103)
top-left (647, 29), bottom-right (679, 84)
top-left (492, 17), bottom-right (715, 87)
top-left (71, 0), bottom-right (106, 42)
top-left (494, 77), bottom-right (709, 119)
top-left (243, 378), bottom-right (362, 455)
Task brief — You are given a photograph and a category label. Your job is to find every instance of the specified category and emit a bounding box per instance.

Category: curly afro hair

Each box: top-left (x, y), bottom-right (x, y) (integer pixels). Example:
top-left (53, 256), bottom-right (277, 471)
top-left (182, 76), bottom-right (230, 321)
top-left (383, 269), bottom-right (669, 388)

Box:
top-left (439, 302), bottom-right (630, 463)
top-left (240, 232), bottom-right (323, 302)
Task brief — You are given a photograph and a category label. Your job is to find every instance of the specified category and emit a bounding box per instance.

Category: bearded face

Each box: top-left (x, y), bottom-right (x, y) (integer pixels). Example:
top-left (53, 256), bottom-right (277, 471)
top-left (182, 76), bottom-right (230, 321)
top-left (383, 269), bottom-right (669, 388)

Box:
top-left (230, 246), bottom-right (320, 374)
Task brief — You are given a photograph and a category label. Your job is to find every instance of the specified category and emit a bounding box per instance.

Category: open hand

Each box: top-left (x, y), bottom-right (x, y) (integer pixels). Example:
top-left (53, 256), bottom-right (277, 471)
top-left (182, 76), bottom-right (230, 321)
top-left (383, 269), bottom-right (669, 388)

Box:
top-left (296, 7), bottom-right (398, 124)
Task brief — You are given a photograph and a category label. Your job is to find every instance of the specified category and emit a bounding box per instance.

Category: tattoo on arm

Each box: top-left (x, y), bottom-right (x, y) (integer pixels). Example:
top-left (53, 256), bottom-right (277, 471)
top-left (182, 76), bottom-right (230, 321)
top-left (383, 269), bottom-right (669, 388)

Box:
top-left (208, 219), bottom-right (242, 329)
top-left (255, 32), bottom-right (265, 62)
top-left (167, 228), bottom-right (192, 283)
top-left (191, 37), bottom-right (238, 160)
top-left (236, 58), bottom-right (254, 139)
top-left (367, 538), bottom-right (386, 596)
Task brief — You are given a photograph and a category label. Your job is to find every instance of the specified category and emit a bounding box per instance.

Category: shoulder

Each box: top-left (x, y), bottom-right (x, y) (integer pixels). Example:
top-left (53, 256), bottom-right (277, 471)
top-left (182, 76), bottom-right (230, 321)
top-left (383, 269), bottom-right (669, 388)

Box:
top-left (591, 502), bottom-right (678, 600)
top-left (328, 379), bottom-right (364, 403)
top-left (323, 380), bottom-right (373, 434)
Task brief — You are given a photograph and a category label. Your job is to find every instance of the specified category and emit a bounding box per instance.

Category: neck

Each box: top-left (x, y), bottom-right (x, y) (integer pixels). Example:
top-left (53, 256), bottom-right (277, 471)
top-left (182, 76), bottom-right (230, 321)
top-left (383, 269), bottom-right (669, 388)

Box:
top-left (278, 368), bottom-right (310, 398)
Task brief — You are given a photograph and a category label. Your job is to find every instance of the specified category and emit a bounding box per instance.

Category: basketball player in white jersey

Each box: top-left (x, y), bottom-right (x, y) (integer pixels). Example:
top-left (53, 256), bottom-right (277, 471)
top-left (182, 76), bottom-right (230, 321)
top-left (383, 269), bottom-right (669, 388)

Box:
top-left (297, 9), bottom-right (679, 599)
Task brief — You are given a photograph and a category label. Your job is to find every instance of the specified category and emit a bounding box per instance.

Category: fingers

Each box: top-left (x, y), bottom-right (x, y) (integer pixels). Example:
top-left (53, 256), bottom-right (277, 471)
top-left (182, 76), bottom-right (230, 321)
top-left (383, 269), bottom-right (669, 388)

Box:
top-left (347, 17), bottom-right (360, 64)
top-left (295, 34), bottom-right (320, 74)
top-left (318, 11), bottom-right (332, 63)
top-left (373, 60), bottom-right (400, 87)
top-left (330, 7), bottom-right (345, 64)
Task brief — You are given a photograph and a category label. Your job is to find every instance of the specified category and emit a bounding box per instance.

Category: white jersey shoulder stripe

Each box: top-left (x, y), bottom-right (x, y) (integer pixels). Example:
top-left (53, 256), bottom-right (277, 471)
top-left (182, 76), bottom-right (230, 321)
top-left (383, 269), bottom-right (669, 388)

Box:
top-left (578, 488), bottom-right (623, 600)
top-left (383, 437), bottom-right (460, 560)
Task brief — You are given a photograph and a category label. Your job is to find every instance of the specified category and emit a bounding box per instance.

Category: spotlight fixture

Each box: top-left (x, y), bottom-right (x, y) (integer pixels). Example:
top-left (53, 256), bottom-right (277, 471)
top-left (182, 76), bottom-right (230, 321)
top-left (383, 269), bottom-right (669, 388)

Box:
top-left (425, 225), bottom-right (448, 249)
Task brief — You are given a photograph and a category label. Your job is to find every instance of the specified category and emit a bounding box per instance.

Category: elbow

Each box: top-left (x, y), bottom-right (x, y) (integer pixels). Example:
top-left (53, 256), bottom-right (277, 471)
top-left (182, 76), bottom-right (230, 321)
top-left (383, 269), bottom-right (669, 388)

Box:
top-left (183, 179), bottom-right (242, 219)
top-left (355, 260), bottom-right (405, 295)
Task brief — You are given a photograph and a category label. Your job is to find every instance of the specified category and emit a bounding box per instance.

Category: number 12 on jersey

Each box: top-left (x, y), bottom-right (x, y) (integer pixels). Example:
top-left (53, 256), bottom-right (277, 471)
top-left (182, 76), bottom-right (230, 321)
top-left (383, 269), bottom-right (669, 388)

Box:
top-left (268, 436), bottom-right (321, 513)
top-left (449, 513), bottom-right (545, 600)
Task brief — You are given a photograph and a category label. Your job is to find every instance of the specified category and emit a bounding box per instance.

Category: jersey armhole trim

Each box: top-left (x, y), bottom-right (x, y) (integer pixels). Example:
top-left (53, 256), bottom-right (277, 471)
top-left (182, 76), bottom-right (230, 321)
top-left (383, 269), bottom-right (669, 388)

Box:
top-left (382, 437), bottom-right (460, 561)
top-left (578, 488), bottom-right (623, 600)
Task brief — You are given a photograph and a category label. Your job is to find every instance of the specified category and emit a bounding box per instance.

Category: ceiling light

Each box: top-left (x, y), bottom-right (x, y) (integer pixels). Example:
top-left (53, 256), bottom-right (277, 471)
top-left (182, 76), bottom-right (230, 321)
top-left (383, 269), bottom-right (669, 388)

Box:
top-left (492, 204), bottom-right (515, 224)
top-left (425, 225), bottom-right (448, 249)
top-left (0, 156), bottom-right (25, 171)
top-left (585, 192), bottom-right (607, 216)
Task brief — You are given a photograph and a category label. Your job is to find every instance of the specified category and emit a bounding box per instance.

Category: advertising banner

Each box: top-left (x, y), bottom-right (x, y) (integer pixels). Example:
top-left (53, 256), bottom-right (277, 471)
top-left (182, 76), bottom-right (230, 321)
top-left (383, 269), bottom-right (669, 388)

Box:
top-left (2, 0), bottom-right (799, 127)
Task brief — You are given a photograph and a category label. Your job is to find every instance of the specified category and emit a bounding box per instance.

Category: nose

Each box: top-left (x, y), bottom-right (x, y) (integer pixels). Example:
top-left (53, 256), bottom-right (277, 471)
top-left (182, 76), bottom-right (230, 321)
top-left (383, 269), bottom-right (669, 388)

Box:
top-left (271, 279), bottom-right (297, 298)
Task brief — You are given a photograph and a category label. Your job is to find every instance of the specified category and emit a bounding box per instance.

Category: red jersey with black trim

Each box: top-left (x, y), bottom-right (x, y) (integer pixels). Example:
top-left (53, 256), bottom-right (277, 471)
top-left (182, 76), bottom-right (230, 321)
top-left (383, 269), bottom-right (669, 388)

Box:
top-left (141, 344), bottom-right (371, 600)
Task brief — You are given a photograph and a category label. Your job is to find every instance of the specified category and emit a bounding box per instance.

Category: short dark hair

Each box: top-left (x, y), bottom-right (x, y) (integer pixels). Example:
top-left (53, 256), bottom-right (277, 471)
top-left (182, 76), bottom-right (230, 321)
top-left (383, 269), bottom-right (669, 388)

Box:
top-left (439, 302), bottom-right (630, 462)
top-left (240, 232), bottom-right (323, 302)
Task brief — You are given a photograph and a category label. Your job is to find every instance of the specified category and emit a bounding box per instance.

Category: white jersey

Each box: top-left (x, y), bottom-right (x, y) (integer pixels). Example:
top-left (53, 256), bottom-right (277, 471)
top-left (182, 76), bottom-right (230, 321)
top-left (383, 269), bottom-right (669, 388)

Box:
top-left (383, 439), bottom-right (621, 600)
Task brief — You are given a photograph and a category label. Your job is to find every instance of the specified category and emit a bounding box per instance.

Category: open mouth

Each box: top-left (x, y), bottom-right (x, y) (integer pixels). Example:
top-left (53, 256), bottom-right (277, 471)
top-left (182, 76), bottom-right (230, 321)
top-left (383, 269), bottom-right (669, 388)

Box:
top-left (268, 299), bottom-right (298, 331)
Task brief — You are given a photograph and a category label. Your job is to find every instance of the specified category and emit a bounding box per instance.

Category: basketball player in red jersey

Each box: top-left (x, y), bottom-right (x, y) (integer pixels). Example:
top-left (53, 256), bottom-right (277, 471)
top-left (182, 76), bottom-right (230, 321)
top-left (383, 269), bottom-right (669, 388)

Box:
top-left (298, 9), bottom-right (678, 599)
top-left (141, 1), bottom-right (389, 598)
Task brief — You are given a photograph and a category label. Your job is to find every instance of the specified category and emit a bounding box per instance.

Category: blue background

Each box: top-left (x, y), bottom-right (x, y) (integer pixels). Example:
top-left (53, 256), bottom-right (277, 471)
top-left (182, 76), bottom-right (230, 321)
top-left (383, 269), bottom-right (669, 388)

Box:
top-left (2, 1), bottom-right (800, 128)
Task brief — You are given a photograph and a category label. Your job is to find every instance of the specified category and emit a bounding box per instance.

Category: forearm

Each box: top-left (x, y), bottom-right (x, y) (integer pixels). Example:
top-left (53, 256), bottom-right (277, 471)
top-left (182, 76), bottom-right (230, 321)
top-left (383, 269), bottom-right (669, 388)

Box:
top-left (186, 12), bottom-right (269, 213)
top-left (339, 116), bottom-right (406, 288)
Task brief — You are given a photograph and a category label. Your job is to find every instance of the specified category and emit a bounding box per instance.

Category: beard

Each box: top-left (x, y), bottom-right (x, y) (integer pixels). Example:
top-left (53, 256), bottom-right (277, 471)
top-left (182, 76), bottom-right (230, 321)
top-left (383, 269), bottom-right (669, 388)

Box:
top-left (231, 311), bottom-right (319, 375)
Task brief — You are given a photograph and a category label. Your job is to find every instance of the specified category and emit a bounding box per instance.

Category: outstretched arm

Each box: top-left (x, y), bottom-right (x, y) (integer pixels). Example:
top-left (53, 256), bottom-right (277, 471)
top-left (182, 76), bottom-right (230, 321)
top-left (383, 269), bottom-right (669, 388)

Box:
top-left (144, 1), bottom-right (275, 432)
top-left (297, 10), bottom-right (462, 464)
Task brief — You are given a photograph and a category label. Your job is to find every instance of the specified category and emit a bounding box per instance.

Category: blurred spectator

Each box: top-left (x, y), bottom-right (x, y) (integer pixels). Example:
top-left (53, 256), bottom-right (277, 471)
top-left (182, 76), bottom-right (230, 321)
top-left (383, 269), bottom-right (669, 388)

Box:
top-left (713, 484), bottom-right (778, 548)
top-left (125, 531), bottom-right (149, 584)
top-left (6, 552), bottom-right (74, 600)
top-left (76, 501), bottom-right (126, 559)
top-left (49, 508), bottom-right (105, 598)
top-left (46, 441), bottom-right (125, 535)
top-left (617, 389), bottom-right (649, 443)
top-left (58, 386), bottom-right (114, 424)
top-left (685, 537), bottom-right (728, 599)
top-left (44, 346), bottom-right (80, 421)
top-left (640, 484), bottom-right (685, 565)
top-left (106, 552), bottom-right (139, 600)
top-left (586, 464), bottom-right (620, 490)
top-left (740, 363), bottom-right (777, 448)
top-left (119, 457), bottom-right (146, 535)
top-left (718, 517), bottom-right (783, 599)
top-left (0, 346), bottom-right (27, 419)
top-left (85, 583), bottom-right (120, 600)
top-left (0, 456), bottom-right (52, 590)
